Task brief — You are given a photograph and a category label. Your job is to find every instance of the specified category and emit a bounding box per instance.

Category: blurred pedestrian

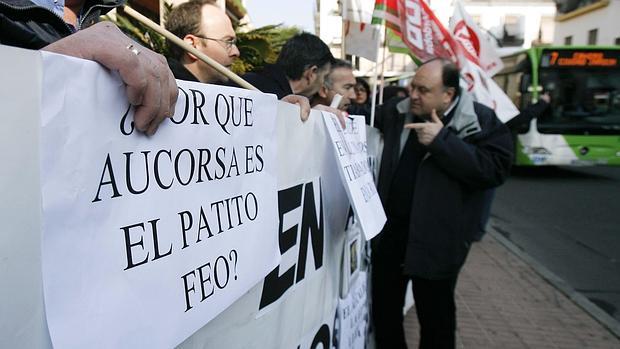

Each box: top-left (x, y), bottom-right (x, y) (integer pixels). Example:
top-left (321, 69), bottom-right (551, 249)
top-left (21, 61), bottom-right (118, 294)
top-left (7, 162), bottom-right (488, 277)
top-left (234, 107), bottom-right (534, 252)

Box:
top-left (474, 92), bottom-right (551, 241)
top-left (348, 77), bottom-right (372, 123)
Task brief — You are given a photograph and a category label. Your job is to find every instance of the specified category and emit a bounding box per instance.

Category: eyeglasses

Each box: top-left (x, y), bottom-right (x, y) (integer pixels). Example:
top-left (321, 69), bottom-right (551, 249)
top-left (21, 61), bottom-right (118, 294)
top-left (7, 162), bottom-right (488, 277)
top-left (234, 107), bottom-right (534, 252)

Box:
top-left (193, 34), bottom-right (237, 51)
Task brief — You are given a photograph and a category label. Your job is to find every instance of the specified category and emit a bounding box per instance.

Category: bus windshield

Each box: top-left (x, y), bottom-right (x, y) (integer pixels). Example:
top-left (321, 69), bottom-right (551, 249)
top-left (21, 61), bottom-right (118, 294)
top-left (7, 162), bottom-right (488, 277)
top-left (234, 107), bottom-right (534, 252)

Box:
top-left (538, 69), bottom-right (620, 134)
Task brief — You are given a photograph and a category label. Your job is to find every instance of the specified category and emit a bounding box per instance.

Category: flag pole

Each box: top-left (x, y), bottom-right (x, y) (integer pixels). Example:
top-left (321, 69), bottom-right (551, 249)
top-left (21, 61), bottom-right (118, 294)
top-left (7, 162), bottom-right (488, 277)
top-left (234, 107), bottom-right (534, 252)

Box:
top-left (378, 25), bottom-right (388, 104)
top-left (369, 21), bottom-right (385, 128)
top-left (341, 20), bottom-right (347, 59)
top-left (121, 6), bottom-right (258, 91)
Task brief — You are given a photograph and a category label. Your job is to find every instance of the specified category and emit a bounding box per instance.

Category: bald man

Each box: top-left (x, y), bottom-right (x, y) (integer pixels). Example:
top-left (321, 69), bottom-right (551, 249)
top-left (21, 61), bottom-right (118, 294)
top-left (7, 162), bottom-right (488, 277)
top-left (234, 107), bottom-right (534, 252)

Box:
top-left (371, 58), bottom-right (513, 348)
top-left (166, 0), bottom-right (240, 84)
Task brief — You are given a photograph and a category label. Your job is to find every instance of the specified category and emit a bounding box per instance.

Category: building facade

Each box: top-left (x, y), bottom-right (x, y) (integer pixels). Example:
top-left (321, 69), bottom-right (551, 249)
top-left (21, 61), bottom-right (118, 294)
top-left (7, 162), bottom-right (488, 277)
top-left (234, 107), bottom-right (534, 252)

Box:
top-left (553, 0), bottom-right (620, 46)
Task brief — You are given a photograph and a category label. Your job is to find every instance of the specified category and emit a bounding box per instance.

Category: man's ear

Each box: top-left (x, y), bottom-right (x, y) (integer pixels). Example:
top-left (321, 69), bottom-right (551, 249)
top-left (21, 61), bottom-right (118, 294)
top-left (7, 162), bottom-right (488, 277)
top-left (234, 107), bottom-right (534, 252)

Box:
top-left (318, 84), bottom-right (329, 98)
top-left (445, 87), bottom-right (456, 101)
top-left (183, 35), bottom-right (199, 61)
top-left (303, 65), bottom-right (318, 83)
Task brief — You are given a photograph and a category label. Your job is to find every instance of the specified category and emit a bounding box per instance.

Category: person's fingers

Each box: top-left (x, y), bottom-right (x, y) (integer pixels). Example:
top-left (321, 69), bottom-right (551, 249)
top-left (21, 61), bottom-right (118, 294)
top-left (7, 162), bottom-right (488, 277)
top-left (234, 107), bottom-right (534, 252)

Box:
top-left (91, 41), bottom-right (148, 106)
top-left (89, 24), bottom-right (150, 106)
top-left (404, 123), bottom-right (426, 129)
top-left (299, 100), bottom-right (311, 121)
top-left (167, 67), bottom-right (179, 117)
top-left (430, 109), bottom-right (442, 124)
top-left (43, 22), bottom-right (179, 136)
top-left (281, 94), bottom-right (311, 122)
top-left (133, 69), bottom-right (162, 133)
top-left (145, 58), bottom-right (173, 135)
top-left (151, 52), bottom-right (179, 117)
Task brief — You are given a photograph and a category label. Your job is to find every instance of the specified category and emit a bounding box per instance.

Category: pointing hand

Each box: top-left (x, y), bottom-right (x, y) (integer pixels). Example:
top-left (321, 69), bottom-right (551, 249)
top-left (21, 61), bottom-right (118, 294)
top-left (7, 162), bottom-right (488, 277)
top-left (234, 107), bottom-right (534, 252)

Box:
top-left (404, 109), bottom-right (443, 146)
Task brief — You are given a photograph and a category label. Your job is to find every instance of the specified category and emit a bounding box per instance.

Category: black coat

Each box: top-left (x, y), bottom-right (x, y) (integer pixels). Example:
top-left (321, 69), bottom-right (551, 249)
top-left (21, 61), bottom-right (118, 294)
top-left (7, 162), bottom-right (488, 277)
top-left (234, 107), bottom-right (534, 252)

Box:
top-left (375, 93), bottom-right (513, 279)
top-left (0, 0), bottom-right (121, 49)
top-left (241, 64), bottom-right (292, 99)
top-left (167, 57), bottom-right (199, 82)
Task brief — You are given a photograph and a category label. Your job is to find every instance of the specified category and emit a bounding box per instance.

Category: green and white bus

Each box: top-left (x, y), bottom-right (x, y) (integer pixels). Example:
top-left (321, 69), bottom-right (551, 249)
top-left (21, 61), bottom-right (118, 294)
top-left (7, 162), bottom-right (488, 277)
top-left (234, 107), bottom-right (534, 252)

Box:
top-left (494, 46), bottom-right (620, 166)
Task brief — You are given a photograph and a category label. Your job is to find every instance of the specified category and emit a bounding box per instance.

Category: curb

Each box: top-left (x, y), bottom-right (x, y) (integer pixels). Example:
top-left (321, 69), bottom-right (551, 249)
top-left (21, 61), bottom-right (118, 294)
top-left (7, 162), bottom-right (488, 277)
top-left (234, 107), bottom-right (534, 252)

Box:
top-left (488, 226), bottom-right (620, 339)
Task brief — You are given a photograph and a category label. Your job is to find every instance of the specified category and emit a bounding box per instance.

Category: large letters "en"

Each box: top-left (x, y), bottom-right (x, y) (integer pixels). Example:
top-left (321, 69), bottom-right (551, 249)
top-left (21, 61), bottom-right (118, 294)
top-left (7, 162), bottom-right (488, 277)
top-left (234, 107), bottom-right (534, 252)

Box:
top-left (259, 179), bottom-right (324, 310)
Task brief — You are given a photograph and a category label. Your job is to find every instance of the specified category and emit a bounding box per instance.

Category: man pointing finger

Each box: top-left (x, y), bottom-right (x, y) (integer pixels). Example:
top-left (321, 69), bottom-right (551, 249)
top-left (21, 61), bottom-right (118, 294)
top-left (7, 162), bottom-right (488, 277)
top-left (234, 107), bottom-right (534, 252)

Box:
top-left (405, 108), bottom-right (444, 146)
top-left (371, 58), bottom-right (514, 349)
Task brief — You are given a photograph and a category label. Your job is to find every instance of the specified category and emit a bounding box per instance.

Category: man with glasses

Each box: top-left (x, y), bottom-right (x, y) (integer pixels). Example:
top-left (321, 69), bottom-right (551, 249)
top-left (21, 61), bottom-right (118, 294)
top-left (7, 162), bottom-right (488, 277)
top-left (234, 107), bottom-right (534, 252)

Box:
top-left (165, 0), bottom-right (346, 125)
top-left (166, 0), bottom-right (239, 84)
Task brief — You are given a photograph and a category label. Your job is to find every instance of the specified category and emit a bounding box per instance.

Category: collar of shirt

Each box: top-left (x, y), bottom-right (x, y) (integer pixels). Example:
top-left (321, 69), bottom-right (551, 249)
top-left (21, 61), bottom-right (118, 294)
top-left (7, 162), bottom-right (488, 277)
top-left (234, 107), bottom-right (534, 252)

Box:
top-left (443, 95), bottom-right (460, 118)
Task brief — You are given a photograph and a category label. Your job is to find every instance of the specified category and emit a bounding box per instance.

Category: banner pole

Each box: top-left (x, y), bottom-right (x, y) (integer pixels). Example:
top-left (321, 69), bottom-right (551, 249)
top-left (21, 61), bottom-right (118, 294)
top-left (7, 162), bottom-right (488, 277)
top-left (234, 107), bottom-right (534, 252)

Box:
top-left (122, 6), bottom-right (258, 91)
top-left (369, 22), bottom-right (384, 128)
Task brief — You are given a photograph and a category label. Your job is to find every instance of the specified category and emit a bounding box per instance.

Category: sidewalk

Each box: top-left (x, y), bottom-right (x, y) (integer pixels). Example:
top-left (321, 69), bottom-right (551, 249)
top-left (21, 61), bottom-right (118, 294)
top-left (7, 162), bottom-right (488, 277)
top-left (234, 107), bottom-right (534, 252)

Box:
top-left (403, 229), bottom-right (620, 348)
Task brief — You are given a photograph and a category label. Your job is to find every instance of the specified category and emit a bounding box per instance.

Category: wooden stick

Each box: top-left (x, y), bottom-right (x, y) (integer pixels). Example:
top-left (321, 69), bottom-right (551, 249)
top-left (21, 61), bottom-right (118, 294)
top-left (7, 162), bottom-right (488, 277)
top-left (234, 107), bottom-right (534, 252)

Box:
top-left (122, 5), bottom-right (258, 91)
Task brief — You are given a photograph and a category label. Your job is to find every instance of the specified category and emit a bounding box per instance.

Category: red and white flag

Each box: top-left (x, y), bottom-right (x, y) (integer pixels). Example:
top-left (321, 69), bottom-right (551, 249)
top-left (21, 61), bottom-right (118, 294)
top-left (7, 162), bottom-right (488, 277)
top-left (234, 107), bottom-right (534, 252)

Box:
top-left (395, 0), bottom-right (459, 62)
top-left (380, 0), bottom-right (517, 121)
top-left (450, 0), bottom-right (503, 76)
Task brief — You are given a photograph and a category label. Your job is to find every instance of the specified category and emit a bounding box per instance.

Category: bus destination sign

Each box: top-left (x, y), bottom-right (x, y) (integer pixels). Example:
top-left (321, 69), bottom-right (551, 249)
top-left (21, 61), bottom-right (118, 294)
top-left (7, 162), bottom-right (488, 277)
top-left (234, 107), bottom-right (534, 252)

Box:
top-left (541, 50), bottom-right (619, 68)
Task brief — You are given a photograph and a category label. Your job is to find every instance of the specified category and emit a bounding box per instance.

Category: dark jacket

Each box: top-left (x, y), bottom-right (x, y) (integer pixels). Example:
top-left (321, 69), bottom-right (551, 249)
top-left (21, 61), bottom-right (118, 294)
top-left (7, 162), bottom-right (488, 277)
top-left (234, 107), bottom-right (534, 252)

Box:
top-left (375, 93), bottom-right (513, 279)
top-left (0, 0), bottom-right (121, 49)
top-left (167, 57), bottom-right (199, 82)
top-left (241, 64), bottom-right (292, 99)
top-left (347, 102), bottom-right (371, 124)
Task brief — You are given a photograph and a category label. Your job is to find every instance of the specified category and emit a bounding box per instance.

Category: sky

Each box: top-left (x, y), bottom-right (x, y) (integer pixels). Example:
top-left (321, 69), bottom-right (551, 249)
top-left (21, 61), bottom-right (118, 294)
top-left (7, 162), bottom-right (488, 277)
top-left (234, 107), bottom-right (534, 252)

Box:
top-left (244, 0), bottom-right (315, 33)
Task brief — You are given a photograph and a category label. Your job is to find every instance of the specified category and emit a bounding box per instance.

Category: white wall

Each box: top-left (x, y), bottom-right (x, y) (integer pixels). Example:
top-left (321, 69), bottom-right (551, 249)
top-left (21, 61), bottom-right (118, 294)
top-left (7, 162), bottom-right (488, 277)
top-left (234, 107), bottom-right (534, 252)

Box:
top-left (553, 0), bottom-right (620, 46)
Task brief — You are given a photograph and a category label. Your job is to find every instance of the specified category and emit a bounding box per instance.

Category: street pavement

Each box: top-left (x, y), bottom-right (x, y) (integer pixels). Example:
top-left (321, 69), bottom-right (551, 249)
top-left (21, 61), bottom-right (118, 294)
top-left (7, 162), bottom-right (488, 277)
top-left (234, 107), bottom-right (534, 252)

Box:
top-left (403, 229), bottom-right (620, 348)
top-left (492, 166), bottom-right (620, 323)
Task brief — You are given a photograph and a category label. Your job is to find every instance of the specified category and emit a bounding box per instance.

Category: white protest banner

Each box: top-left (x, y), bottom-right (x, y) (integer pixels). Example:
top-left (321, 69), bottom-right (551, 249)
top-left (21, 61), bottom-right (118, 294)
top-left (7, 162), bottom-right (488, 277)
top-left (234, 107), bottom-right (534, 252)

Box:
top-left (296, 305), bottom-right (338, 349)
top-left (337, 271), bottom-right (369, 349)
top-left (180, 107), bottom-right (350, 348)
top-left (322, 113), bottom-right (386, 240)
top-left (39, 51), bottom-right (280, 349)
top-left (1, 44), bottom-right (367, 349)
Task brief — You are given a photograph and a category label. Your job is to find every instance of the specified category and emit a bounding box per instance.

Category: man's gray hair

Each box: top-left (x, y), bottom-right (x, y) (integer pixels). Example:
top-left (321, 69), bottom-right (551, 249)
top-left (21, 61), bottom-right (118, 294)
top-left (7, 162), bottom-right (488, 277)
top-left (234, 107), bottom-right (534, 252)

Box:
top-left (324, 59), bottom-right (353, 89)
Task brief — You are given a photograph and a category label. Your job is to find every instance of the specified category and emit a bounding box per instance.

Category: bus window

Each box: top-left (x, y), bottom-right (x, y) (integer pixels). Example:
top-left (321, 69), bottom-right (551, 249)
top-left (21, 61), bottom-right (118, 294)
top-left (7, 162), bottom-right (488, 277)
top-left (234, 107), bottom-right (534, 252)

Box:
top-left (537, 69), bottom-right (620, 134)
